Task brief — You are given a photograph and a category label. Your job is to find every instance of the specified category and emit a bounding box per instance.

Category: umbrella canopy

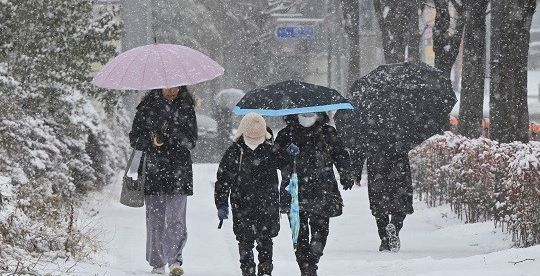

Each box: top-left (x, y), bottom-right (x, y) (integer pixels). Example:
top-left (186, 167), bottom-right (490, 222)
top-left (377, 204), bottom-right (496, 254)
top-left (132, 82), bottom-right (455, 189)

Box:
top-left (214, 88), bottom-right (245, 109)
top-left (336, 61), bottom-right (457, 152)
top-left (233, 80), bottom-right (353, 116)
top-left (285, 171), bottom-right (300, 248)
top-left (92, 44), bottom-right (224, 90)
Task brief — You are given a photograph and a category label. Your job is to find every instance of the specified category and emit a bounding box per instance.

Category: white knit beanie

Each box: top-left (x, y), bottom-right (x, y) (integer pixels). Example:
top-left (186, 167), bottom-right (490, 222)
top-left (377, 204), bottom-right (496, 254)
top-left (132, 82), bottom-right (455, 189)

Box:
top-left (234, 112), bottom-right (272, 145)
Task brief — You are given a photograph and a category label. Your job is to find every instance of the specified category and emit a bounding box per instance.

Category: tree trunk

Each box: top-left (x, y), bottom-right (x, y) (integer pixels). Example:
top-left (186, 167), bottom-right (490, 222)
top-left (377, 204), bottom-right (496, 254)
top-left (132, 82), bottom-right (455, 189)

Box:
top-left (432, 0), bottom-right (465, 78)
top-left (373, 0), bottom-right (420, 63)
top-left (458, 0), bottom-right (488, 138)
top-left (374, 0), bottom-right (404, 63)
top-left (489, 0), bottom-right (535, 143)
top-left (341, 0), bottom-right (361, 93)
top-left (405, 0), bottom-right (421, 61)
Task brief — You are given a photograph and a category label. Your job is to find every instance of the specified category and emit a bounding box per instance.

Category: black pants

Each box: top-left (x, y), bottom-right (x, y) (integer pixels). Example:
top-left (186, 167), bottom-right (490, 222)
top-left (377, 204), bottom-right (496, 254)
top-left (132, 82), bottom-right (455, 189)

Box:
top-left (295, 212), bottom-right (330, 274)
top-left (375, 213), bottom-right (406, 241)
top-left (237, 237), bottom-right (273, 276)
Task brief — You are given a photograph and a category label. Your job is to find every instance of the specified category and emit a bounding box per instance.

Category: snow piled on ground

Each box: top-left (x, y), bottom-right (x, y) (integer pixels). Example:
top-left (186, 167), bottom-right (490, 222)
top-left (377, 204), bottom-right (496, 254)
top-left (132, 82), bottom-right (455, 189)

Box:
top-left (48, 164), bottom-right (538, 276)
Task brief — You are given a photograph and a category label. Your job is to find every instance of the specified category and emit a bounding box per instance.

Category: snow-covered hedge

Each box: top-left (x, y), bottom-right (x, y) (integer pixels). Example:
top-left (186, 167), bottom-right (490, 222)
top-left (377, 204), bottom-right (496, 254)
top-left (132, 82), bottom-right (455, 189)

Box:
top-left (410, 132), bottom-right (540, 247)
top-left (0, 0), bottom-right (126, 272)
top-left (0, 81), bottom-right (129, 270)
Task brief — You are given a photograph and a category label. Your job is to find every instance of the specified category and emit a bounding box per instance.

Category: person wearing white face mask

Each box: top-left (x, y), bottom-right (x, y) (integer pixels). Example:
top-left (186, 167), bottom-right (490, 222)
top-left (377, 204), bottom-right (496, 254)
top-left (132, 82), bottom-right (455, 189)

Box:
top-left (276, 112), bottom-right (355, 276)
top-left (297, 113), bottom-right (319, 128)
top-left (215, 113), bottom-right (285, 276)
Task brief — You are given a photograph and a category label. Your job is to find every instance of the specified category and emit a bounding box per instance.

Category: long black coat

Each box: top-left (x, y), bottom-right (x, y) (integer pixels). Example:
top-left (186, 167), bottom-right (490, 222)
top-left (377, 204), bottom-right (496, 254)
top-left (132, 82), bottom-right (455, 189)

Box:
top-left (275, 122), bottom-right (354, 218)
top-left (129, 90), bottom-right (197, 195)
top-left (215, 138), bottom-right (281, 239)
top-left (335, 110), bottom-right (414, 217)
top-left (353, 150), bottom-right (414, 217)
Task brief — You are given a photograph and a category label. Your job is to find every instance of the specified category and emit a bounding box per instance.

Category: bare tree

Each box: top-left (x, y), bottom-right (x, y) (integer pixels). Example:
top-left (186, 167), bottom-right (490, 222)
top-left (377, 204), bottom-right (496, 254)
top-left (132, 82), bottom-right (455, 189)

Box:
top-left (432, 0), bottom-right (465, 78)
top-left (373, 0), bottom-right (421, 63)
top-left (489, 0), bottom-right (536, 143)
top-left (458, 0), bottom-right (489, 138)
top-left (340, 0), bottom-right (361, 92)
top-left (198, 0), bottom-right (271, 91)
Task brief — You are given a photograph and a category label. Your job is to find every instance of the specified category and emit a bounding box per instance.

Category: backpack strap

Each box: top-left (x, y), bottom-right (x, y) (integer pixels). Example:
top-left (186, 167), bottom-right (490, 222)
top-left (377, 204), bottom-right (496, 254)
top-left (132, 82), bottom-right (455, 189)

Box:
top-left (234, 143), bottom-right (244, 172)
top-left (239, 146), bottom-right (244, 171)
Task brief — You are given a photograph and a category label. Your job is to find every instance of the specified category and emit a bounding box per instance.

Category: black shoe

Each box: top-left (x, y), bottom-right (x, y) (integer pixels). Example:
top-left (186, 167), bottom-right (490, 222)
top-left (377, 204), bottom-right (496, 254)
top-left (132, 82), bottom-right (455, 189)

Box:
top-left (301, 270), bottom-right (317, 276)
top-left (242, 266), bottom-right (256, 276)
top-left (379, 239), bottom-right (390, 252)
top-left (257, 262), bottom-right (273, 276)
top-left (386, 223), bottom-right (401, 252)
top-left (300, 262), bottom-right (317, 276)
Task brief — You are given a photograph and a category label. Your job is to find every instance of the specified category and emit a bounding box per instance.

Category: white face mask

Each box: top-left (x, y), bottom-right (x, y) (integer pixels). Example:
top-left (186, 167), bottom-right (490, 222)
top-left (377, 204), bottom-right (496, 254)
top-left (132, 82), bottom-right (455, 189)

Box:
top-left (245, 141), bottom-right (261, 150)
top-left (298, 113), bottom-right (318, 127)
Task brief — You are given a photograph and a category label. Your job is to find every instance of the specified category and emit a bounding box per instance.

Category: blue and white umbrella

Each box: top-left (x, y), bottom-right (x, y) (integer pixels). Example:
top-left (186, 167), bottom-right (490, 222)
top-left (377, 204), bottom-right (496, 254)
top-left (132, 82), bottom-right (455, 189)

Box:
top-left (233, 80), bottom-right (353, 116)
top-left (285, 164), bottom-right (300, 248)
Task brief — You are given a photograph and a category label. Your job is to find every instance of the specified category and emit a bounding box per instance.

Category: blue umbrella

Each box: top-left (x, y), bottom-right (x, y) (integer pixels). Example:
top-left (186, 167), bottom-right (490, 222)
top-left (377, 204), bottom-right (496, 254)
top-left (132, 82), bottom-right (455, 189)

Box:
top-left (233, 80), bottom-right (353, 116)
top-left (285, 161), bottom-right (300, 248)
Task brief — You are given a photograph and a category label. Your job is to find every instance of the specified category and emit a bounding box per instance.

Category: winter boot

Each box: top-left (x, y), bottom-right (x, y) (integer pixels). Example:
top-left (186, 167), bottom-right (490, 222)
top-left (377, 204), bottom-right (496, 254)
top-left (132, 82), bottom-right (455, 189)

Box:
top-left (257, 261), bottom-right (273, 276)
top-left (379, 238), bottom-right (390, 252)
top-left (242, 266), bottom-right (256, 276)
top-left (151, 266), bottom-right (166, 274)
top-left (300, 263), bottom-right (318, 276)
top-left (386, 223), bottom-right (401, 253)
top-left (169, 263), bottom-right (184, 276)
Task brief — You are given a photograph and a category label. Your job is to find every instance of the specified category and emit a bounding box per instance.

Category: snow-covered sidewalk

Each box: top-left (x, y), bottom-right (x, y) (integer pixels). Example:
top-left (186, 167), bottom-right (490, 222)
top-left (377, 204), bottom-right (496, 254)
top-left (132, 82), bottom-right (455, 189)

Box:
top-left (77, 164), bottom-right (538, 276)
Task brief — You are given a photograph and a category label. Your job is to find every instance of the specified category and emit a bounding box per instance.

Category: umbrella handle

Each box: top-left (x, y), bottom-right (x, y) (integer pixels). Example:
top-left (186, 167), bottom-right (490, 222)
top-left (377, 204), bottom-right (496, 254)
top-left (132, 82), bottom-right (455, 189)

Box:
top-left (218, 219), bottom-right (223, 229)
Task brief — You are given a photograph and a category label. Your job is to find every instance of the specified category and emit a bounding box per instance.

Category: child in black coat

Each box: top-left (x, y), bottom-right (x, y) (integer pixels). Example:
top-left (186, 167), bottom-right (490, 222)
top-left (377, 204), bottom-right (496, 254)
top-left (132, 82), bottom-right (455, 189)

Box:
top-left (215, 113), bottom-right (281, 276)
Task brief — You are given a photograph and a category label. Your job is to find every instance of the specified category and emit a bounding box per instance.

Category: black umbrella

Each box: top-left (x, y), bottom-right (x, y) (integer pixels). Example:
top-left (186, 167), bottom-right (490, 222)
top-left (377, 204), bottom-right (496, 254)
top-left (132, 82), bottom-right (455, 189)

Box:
top-left (233, 80), bottom-right (353, 116)
top-left (336, 61), bottom-right (457, 152)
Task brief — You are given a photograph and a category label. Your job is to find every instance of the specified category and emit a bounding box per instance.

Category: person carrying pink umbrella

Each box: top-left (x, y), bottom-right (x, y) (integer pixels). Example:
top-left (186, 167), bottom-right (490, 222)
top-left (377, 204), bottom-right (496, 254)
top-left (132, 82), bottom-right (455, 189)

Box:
top-left (93, 43), bottom-right (223, 276)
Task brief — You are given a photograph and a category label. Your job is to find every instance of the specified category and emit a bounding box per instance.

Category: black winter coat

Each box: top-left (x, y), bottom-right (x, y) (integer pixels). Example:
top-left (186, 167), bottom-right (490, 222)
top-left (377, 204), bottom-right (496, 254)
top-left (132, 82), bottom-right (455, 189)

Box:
top-left (353, 149), bottom-right (414, 216)
top-left (335, 109), bottom-right (414, 216)
top-left (129, 90), bottom-right (197, 195)
top-left (275, 122), bottom-right (354, 218)
top-left (215, 139), bottom-right (281, 239)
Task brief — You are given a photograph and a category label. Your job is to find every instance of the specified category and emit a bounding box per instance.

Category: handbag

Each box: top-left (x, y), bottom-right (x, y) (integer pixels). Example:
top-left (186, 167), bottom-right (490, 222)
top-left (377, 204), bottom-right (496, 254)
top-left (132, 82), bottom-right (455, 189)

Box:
top-left (120, 150), bottom-right (146, 207)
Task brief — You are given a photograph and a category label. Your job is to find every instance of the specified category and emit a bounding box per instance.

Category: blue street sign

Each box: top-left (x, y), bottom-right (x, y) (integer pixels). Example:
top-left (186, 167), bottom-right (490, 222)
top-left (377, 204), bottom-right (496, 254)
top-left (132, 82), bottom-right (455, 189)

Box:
top-left (276, 26), bottom-right (315, 39)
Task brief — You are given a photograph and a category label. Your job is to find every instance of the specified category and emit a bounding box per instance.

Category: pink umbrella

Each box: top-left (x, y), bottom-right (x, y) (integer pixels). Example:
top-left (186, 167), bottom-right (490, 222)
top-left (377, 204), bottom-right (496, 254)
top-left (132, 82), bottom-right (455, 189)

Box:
top-left (92, 44), bottom-right (224, 90)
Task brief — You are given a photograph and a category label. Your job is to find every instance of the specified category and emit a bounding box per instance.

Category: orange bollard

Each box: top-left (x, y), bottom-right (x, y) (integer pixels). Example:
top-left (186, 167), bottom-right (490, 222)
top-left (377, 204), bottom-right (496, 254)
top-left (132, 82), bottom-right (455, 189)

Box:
top-left (450, 116), bottom-right (458, 133)
top-left (450, 116), bottom-right (459, 126)
top-left (530, 123), bottom-right (540, 141)
top-left (481, 119), bottom-right (490, 138)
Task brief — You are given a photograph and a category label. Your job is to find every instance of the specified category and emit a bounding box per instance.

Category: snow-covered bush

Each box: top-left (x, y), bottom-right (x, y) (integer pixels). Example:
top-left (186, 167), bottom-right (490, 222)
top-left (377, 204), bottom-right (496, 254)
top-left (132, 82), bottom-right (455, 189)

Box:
top-left (410, 132), bottom-right (540, 247)
top-left (0, 0), bottom-right (127, 271)
top-left (410, 133), bottom-right (465, 207)
top-left (497, 142), bottom-right (540, 247)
